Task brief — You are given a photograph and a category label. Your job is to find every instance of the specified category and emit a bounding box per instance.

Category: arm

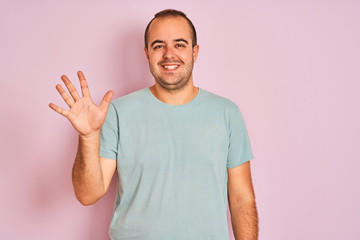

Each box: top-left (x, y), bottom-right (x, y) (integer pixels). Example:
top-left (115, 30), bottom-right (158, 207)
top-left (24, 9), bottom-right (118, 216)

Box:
top-left (227, 161), bottom-right (259, 240)
top-left (49, 71), bottom-right (115, 205)
top-left (72, 133), bottom-right (117, 205)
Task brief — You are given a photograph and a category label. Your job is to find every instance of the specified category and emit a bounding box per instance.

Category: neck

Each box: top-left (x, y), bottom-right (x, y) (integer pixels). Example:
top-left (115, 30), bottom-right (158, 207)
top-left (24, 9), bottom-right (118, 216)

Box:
top-left (149, 80), bottom-right (199, 105)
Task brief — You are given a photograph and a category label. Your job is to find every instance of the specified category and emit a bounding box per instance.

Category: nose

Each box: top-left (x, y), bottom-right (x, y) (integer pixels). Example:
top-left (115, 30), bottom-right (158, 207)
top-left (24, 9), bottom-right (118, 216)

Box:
top-left (163, 46), bottom-right (175, 59)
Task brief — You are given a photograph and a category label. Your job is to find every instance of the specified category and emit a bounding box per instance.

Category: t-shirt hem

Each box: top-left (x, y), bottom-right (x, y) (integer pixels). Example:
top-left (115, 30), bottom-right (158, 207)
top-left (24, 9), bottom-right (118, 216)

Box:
top-left (99, 151), bottom-right (117, 160)
top-left (227, 155), bottom-right (254, 169)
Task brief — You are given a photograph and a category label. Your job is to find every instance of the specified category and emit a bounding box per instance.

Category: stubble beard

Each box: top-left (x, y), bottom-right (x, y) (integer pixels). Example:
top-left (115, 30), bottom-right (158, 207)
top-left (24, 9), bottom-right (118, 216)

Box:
top-left (150, 59), bottom-right (194, 92)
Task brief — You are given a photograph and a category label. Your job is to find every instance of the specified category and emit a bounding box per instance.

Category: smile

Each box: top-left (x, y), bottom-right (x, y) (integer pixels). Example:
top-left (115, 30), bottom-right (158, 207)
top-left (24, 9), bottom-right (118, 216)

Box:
top-left (162, 64), bottom-right (180, 70)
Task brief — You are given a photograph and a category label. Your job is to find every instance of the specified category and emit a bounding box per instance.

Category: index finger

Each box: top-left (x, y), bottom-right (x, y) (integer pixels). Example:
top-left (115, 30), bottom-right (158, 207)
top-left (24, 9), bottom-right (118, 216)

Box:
top-left (61, 75), bottom-right (81, 101)
top-left (77, 71), bottom-right (91, 97)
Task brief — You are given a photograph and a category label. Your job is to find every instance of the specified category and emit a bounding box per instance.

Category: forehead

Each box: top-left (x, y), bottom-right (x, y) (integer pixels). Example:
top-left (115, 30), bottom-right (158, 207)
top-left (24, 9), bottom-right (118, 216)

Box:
top-left (147, 16), bottom-right (192, 42)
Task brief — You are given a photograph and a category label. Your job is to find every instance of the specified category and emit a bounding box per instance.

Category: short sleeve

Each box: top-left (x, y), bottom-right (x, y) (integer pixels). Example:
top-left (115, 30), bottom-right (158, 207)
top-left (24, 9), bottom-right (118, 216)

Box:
top-left (100, 102), bottom-right (119, 160)
top-left (227, 106), bottom-right (254, 169)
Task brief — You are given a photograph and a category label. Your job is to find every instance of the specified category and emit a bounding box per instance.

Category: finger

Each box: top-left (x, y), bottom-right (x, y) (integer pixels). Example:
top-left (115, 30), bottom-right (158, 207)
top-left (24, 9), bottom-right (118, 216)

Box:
top-left (56, 84), bottom-right (74, 108)
top-left (99, 90), bottom-right (114, 112)
top-left (49, 103), bottom-right (69, 118)
top-left (77, 71), bottom-right (91, 98)
top-left (61, 74), bottom-right (81, 101)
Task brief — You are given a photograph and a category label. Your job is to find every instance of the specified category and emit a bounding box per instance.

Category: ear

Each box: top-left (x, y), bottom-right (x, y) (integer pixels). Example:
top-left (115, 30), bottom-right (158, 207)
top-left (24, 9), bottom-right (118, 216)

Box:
top-left (144, 47), bottom-right (149, 60)
top-left (192, 44), bottom-right (199, 62)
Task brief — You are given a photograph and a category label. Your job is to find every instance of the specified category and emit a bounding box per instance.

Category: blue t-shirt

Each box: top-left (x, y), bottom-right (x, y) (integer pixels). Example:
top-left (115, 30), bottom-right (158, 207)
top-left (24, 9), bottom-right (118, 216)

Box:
top-left (100, 87), bottom-right (254, 240)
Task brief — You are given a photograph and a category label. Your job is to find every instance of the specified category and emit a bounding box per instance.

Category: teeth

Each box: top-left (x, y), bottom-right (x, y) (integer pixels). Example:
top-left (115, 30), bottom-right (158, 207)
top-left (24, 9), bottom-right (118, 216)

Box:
top-left (164, 65), bottom-right (178, 70)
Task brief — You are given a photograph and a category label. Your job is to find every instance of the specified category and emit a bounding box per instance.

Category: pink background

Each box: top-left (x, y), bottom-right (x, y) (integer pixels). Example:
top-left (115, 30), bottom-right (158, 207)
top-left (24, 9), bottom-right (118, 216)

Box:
top-left (1, 0), bottom-right (359, 239)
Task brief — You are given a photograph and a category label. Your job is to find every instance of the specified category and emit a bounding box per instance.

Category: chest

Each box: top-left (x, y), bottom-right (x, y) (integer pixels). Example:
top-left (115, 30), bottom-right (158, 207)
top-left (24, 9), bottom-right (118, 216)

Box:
top-left (117, 108), bottom-right (229, 173)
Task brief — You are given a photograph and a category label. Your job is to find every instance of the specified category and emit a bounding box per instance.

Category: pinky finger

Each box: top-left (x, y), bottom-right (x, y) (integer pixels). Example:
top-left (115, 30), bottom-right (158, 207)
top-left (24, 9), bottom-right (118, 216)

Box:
top-left (49, 103), bottom-right (69, 118)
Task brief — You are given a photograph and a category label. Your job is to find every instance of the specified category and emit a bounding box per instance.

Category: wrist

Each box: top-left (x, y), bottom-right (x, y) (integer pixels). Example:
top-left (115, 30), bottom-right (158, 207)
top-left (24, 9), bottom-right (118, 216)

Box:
top-left (79, 130), bottom-right (101, 141)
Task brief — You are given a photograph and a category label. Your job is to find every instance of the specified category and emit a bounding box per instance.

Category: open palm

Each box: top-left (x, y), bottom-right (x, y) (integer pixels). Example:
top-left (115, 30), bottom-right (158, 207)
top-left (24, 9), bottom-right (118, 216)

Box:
top-left (49, 71), bottom-right (114, 137)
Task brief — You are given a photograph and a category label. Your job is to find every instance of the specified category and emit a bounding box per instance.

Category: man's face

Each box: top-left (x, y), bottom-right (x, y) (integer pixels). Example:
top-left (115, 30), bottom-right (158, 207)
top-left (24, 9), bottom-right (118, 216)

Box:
top-left (145, 16), bottom-right (199, 91)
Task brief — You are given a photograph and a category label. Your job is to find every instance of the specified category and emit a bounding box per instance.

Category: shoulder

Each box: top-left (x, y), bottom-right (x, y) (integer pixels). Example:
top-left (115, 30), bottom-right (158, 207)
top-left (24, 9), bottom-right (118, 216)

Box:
top-left (200, 88), bottom-right (240, 113)
top-left (110, 87), bottom-right (148, 111)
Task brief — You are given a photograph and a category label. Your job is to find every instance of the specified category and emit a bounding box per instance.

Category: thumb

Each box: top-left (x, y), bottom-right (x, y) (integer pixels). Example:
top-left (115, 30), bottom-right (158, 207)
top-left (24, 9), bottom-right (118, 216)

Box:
top-left (99, 90), bottom-right (114, 111)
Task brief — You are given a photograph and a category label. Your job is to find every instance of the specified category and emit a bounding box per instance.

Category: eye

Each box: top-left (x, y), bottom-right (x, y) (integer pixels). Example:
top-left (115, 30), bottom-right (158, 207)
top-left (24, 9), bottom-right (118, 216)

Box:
top-left (153, 45), bottom-right (164, 50)
top-left (175, 44), bottom-right (185, 48)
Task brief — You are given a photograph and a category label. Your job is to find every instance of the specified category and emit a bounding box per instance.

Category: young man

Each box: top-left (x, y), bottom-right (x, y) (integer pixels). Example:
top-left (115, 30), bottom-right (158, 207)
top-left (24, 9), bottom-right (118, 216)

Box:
top-left (50, 9), bottom-right (258, 240)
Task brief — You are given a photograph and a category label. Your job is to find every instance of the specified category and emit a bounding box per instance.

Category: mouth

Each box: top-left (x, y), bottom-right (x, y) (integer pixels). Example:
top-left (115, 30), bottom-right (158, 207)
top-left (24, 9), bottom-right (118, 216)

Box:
top-left (161, 64), bottom-right (180, 71)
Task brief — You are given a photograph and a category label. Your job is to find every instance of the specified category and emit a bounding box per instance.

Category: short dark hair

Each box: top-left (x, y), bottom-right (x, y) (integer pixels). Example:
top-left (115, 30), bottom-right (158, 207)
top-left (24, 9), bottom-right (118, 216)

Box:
top-left (144, 9), bottom-right (197, 49)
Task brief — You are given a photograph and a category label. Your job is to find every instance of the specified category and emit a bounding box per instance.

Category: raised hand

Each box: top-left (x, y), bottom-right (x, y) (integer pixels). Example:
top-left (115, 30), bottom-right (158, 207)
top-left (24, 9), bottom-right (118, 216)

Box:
top-left (49, 71), bottom-right (114, 137)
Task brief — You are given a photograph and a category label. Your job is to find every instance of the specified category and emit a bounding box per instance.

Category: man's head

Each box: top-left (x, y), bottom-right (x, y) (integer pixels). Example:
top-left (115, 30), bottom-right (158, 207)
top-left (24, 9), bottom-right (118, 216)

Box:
top-left (144, 9), bottom-right (197, 49)
top-left (144, 9), bottom-right (199, 91)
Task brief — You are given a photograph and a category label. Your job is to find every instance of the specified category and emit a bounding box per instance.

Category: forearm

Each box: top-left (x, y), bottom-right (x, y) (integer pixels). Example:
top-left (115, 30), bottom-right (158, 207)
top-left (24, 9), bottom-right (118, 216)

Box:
top-left (72, 130), bottom-right (105, 205)
top-left (229, 199), bottom-right (259, 240)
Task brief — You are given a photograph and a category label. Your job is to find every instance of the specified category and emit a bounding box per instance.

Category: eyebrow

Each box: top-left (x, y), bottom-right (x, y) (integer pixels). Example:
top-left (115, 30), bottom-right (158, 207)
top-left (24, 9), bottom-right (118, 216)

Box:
top-left (151, 40), bottom-right (164, 47)
top-left (174, 38), bottom-right (189, 45)
top-left (150, 38), bottom-right (189, 47)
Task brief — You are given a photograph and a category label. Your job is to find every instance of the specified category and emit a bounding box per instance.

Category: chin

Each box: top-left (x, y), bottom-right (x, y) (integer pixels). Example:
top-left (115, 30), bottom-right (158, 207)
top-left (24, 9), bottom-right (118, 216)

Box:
top-left (157, 78), bottom-right (190, 91)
